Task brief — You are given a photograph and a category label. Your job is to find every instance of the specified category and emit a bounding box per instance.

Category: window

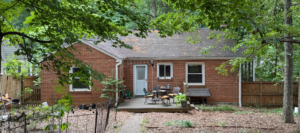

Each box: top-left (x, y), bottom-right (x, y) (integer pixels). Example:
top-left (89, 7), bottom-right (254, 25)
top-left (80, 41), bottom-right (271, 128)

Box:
top-left (186, 63), bottom-right (205, 85)
top-left (69, 67), bottom-right (91, 91)
top-left (157, 63), bottom-right (173, 79)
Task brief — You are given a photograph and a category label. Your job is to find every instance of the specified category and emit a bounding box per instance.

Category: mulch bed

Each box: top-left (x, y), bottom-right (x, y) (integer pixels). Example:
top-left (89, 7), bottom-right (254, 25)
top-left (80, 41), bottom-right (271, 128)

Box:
top-left (139, 107), bottom-right (298, 133)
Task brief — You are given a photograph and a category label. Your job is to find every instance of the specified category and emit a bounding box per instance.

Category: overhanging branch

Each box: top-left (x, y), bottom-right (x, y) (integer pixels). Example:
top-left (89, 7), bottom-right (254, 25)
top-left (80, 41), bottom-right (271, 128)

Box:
top-left (279, 39), bottom-right (300, 44)
top-left (2, 32), bottom-right (54, 43)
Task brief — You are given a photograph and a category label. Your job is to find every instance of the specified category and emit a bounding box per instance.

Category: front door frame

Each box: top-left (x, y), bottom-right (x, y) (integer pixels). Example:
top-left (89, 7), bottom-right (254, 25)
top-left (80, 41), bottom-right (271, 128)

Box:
top-left (133, 64), bottom-right (148, 96)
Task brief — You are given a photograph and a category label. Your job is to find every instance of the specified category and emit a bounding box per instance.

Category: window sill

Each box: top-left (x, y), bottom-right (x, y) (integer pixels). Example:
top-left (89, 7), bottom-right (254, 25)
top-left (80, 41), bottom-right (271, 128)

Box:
top-left (69, 91), bottom-right (92, 94)
top-left (186, 83), bottom-right (205, 86)
top-left (158, 78), bottom-right (173, 82)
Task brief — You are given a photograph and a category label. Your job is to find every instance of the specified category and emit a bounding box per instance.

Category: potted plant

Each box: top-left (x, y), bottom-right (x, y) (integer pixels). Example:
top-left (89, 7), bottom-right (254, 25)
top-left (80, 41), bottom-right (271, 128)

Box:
top-left (174, 93), bottom-right (188, 107)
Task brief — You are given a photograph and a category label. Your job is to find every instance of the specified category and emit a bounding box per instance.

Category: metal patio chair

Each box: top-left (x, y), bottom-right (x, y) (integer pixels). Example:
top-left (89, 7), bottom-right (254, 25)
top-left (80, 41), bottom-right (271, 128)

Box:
top-left (158, 91), bottom-right (170, 105)
top-left (143, 88), bottom-right (154, 104)
top-left (168, 87), bottom-right (181, 104)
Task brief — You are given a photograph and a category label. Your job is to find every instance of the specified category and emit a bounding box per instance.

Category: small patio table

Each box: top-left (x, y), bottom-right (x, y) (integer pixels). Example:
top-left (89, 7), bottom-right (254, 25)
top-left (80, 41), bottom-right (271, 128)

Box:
top-left (160, 86), bottom-right (170, 91)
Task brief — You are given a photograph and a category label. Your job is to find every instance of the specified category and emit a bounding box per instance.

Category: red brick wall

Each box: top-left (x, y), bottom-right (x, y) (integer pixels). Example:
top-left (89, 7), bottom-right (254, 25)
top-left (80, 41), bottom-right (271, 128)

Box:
top-left (41, 43), bottom-right (122, 105)
top-left (41, 43), bottom-right (239, 105)
top-left (123, 60), bottom-right (239, 104)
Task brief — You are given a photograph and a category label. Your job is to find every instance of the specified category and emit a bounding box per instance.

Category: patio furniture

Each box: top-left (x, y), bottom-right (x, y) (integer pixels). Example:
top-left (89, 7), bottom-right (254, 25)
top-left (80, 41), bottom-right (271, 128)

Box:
top-left (168, 87), bottom-right (181, 103)
top-left (143, 88), bottom-right (154, 104)
top-left (157, 91), bottom-right (170, 105)
top-left (160, 86), bottom-right (170, 91)
top-left (152, 85), bottom-right (160, 94)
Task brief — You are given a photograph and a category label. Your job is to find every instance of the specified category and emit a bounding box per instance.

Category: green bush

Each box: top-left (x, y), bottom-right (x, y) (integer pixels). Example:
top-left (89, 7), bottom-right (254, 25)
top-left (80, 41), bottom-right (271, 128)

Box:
top-left (197, 104), bottom-right (236, 111)
top-left (164, 120), bottom-right (194, 128)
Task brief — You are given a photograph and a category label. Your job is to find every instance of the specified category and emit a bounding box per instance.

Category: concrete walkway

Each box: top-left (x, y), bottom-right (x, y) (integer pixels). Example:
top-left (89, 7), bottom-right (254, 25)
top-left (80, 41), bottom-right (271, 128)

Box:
top-left (119, 113), bottom-right (143, 133)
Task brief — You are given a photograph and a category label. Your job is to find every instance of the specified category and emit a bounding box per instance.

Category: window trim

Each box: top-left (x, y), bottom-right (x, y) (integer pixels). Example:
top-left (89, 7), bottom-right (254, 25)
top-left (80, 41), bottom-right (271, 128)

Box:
top-left (157, 63), bottom-right (173, 79)
top-left (186, 62), bottom-right (205, 85)
top-left (69, 67), bottom-right (91, 92)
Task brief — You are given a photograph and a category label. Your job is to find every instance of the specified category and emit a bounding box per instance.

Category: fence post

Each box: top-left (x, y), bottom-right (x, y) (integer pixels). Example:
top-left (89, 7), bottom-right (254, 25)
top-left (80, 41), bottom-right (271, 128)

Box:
top-left (260, 78), bottom-right (262, 107)
top-left (95, 106), bottom-right (98, 133)
top-left (24, 112), bottom-right (27, 133)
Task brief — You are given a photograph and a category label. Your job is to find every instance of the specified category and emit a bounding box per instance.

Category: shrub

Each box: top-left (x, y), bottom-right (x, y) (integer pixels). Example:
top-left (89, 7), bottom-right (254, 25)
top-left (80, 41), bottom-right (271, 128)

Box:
top-left (164, 120), bottom-right (194, 128)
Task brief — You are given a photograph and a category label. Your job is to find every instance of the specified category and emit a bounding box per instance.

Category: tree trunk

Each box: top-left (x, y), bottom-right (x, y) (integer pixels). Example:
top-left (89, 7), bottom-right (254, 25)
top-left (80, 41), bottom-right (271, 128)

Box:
top-left (0, 35), bottom-right (2, 73)
top-left (282, 0), bottom-right (295, 124)
top-left (152, 0), bottom-right (156, 21)
top-left (160, 0), bottom-right (163, 15)
top-left (147, 3), bottom-right (151, 22)
top-left (296, 54), bottom-right (300, 132)
top-left (132, 2), bottom-right (134, 13)
top-left (165, 3), bottom-right (168, 14)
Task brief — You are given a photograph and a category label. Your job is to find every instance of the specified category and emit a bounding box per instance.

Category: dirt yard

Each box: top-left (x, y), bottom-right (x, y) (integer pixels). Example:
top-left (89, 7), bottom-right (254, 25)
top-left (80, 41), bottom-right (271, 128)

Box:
top-left (107, 106), bottom-right (299, 133)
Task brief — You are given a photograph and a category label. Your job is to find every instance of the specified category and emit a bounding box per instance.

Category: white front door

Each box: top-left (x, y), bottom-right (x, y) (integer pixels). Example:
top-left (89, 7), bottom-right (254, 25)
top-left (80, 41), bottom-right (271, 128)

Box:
top-left (134, 65), bottom-right (147, 95)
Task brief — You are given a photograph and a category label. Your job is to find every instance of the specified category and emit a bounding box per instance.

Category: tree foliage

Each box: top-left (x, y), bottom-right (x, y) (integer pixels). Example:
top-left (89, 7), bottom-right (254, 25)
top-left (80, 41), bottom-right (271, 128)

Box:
top-left (0, 0), bottom-right (152, 94)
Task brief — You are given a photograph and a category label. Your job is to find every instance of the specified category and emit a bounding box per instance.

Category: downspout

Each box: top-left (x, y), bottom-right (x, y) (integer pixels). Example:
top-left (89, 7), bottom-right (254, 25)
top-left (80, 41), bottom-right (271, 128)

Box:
top-left (239, 64), bottom-right (242, 107)
top-left (115, 59), bottom-right (122, 105)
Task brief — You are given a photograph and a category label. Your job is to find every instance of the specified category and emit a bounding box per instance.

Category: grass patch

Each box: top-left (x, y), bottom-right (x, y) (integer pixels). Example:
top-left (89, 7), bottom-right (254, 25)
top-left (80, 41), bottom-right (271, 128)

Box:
top-left (234, 111), bottom-right (252, 114)
top-left (259, 108), bottom-right (298, 116)
top-left (197, 104), bottom-right (236, 112)
top-left (140, 118), bottom-right (148, 133)
top-left (164, 120), bottom-right (194, 128)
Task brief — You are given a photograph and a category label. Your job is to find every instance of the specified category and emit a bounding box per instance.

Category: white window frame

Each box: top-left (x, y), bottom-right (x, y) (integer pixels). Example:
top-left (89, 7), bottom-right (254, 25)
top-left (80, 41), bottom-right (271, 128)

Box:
top-left (157, 63), bottom-right (173, 79)
top-left (186, 62), bottom-right (205, 85)
top-left (69, 67), bottom-right (91, 92)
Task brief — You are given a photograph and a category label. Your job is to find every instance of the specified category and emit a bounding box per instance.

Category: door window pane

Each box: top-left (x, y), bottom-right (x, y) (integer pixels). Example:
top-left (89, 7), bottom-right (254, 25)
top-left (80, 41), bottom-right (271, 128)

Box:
top-left (137, 66), bottom-right (145, 80)
top-left (188, 65), bottom-right (202, 73)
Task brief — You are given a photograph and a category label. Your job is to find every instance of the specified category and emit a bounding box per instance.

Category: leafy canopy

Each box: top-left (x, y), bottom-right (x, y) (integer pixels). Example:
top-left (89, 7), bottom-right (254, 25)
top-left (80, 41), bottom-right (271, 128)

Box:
top-left (0, 0), bottom-right (152, 94)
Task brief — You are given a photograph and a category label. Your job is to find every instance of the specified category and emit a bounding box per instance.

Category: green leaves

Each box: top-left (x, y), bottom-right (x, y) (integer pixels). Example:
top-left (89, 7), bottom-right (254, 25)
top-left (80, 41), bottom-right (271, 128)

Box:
top-left (100, 73), bottom-right (126, 99)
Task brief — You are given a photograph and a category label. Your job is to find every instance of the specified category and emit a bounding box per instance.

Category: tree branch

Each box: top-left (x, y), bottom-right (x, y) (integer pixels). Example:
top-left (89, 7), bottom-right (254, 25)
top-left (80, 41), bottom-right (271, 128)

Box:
top-left (2, 32), bottom-right (54, 43)
top-left (0, 0), bottom-right (20, 10)
top-left (279, 39), bottom-right (300, 44)
top-left (292, 3), bottom-right (300, 6)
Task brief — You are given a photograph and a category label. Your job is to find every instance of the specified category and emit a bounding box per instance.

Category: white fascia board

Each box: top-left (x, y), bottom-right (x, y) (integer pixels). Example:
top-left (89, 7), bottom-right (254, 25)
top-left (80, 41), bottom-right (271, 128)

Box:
top-left (124, 57), bottom-right (238, 60)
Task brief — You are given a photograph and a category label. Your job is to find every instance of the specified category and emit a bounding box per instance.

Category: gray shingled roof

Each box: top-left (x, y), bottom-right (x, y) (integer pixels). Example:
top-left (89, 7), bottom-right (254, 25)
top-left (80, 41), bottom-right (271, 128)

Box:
top-left (83, 29), bottom-right (244, 59)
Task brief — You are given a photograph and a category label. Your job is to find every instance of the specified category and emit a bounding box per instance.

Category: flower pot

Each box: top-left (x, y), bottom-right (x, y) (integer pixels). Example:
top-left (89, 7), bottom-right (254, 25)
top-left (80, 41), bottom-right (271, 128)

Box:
top-left (181, 101), bottom-right (187, 108)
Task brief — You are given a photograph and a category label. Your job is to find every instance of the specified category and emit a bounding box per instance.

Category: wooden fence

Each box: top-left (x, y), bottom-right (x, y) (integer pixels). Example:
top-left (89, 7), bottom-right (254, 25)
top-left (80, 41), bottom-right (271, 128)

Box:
top-left (0, 74), bottom-right (40, 106)
top-left (242, 79), bottom-right (298, 107)
top-left (22, 86), bottom-right (41, 106)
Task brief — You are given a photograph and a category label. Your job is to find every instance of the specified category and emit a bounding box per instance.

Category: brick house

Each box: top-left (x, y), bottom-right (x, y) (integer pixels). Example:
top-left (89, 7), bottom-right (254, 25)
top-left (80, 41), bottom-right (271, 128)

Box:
top-left (41, 29), bottom-right (244, 106)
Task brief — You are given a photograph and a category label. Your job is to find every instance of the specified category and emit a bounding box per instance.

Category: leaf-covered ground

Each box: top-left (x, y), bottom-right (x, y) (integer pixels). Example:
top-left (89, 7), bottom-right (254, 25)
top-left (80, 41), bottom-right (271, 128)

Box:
top-left (108, 106), bottom-right (299, 133)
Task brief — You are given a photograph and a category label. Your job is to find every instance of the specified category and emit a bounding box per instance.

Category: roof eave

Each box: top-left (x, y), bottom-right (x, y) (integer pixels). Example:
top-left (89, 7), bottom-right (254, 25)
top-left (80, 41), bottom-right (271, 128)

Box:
top-left (123, 57), bottom-right (239, 60)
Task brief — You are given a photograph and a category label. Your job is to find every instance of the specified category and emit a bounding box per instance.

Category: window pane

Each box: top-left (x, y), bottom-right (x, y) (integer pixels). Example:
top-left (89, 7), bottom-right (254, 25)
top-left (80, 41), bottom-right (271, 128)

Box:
top-left (188, 65), bottom-right (202, 73)
top-left (73, 68), bottom-right (81, 73)
top-left (72, 68), bottom-right (88, 89)
top-left (159, 65), bottom-right (165, 77)
top-left (166, 65), bottom-right (171, 77)
top-left (187, 74), bottom-right (202, 83)
top-left (73, 79), bottom-right (88, 88)
top-left (137, 66), bottom-right (145, 80)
